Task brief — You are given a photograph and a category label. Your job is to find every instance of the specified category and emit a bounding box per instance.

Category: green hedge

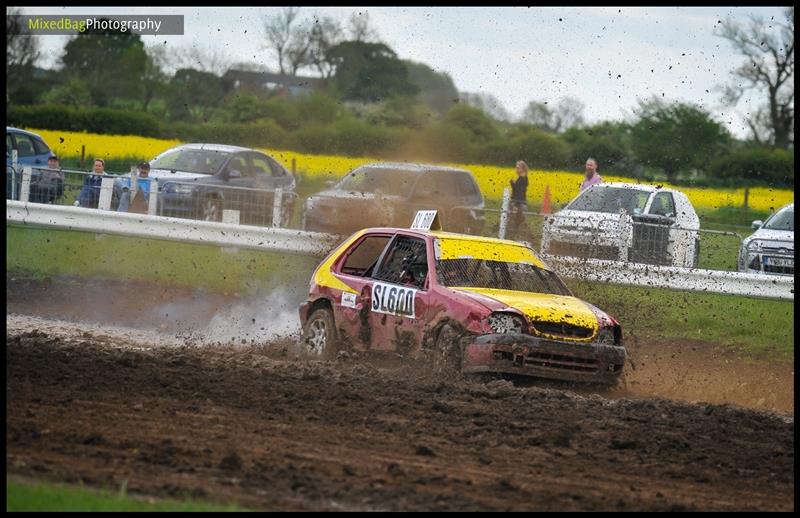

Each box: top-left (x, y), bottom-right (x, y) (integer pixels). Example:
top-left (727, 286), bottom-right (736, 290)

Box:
top-left (7, 104), bottom-right (162, 137)
top-left (707, 147), bottom-right (794, 188)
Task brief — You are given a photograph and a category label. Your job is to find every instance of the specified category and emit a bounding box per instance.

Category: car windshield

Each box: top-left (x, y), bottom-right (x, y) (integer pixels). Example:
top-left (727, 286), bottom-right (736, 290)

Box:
top-left (763, 207), bottom-right (794, 231)
top-left (436, 259), bottom-right (571, 296)
top-left (336, 167), bottom-right (418, 196)
top-left (567, 186), bottom-right (651, 215)
top-left (151, 148), bottom-right (230, 175)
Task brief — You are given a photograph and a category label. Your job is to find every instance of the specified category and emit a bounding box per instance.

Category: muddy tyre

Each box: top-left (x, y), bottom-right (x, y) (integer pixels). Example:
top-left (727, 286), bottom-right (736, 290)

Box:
top-left (432, 324), bottom-right (463, 376)
top-left (303, 308), bottom-right (339, 359)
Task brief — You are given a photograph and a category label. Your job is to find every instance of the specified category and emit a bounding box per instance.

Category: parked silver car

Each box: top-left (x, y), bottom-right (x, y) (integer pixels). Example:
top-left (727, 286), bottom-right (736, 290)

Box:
top-left (541, 182), bottom-right (700, 267)
top-left (738, 203), bottom-right (794, 276)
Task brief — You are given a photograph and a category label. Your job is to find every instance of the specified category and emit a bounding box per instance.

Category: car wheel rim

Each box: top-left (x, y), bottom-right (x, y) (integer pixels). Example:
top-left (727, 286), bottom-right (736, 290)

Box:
top-left (307, 318), bottom-right (327, 355)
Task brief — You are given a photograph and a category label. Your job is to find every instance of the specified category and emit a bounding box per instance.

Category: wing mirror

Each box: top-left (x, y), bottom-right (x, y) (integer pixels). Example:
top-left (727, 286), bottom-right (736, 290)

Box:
top-left (751, 220), bottom-right (763, 230)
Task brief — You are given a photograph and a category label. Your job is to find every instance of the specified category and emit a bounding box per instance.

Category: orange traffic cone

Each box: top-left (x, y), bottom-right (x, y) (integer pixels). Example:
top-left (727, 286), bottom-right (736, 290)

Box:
top-left (541, 185), bottom-right (552, 215)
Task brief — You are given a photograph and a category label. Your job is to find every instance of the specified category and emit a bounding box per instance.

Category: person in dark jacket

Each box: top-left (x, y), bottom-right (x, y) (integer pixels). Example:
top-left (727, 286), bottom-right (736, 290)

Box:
top-left (75, 158), bottom-right (106, 208)
top-left (508, 160), bottom-right (529, 241)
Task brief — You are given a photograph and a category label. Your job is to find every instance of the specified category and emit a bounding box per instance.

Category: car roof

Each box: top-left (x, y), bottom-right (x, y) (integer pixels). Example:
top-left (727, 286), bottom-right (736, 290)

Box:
top-left (171, 143), bottom-right (254, 153)
top-left (360, 226), bottom-right (530, 248)
top-left (356, 162), bottom-right (473, 175)
top-left (591, 182), bottom-right (676, 194)
top-left (6, 127), bottom-right (44, 139)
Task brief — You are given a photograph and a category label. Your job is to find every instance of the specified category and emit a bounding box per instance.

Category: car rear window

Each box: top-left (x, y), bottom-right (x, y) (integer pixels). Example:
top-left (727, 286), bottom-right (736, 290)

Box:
top-left (151, 148), bottom-right (229, 175)
top-left (337, 167), bottom-right (418, 196)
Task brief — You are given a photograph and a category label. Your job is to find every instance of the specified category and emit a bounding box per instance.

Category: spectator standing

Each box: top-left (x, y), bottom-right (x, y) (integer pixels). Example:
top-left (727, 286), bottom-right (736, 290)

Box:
top-left (579, 157), bottom-right (602, 191)
top-left (508, 160), bottom-right (530, 241)
top-left (75, 158), bottom-right (106, 208)
top-left (47, 154), bottom-right (60, 170)
top-left (117, 161), bottom-right (152, 213)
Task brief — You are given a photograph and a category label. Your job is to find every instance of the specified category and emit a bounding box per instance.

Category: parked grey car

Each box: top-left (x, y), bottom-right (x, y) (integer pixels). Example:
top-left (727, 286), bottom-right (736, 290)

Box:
top-left (738, 203), bottom-right (793, 275)
top-left (122, 143), bottom-right (296, 226)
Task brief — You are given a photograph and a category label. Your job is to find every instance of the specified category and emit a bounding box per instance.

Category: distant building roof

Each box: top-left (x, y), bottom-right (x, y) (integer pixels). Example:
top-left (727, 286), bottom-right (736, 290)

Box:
top-left (223, 70), bottom-right (323, 90)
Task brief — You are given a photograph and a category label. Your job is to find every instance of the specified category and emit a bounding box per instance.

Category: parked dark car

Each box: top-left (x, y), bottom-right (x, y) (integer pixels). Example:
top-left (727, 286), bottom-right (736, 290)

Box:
top-left (6, 126), bottom-right (64, 203)
top-left (302, 162), bottom-right (485, 234)
top-left (132, 143), bottom-right (296, 226)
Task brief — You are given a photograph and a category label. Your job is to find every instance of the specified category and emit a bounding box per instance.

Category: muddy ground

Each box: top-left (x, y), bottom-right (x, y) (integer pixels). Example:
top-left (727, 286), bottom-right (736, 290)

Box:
top-left (6, 277), bottom-right (795, 510)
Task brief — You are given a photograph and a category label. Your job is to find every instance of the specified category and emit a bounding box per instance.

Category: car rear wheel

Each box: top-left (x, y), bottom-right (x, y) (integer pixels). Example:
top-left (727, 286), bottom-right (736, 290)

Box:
top-left (303, 308), bottom-right (338, 359)
top-left (432, 323), bottom-right (463, 376)
top-left (202, 196), bottom-right (222, 222)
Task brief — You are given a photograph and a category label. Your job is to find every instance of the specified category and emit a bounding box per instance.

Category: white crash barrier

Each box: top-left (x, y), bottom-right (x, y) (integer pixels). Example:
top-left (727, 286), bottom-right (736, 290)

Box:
top-left (7, 201), bottom-right (793, 300)
top-left (6, 200), bottom-right (339, 256)
top-left (543, 254), bottom-right (793, 301)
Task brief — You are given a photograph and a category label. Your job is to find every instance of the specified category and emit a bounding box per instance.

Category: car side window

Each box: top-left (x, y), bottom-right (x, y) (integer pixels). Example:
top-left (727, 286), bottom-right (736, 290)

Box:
top-left (339, 235), bottom-right (392, 277)
top-left (14, 134), bottom-right (36, 157)
top-left (225, 154), bottom-right (249, 178)
top-left (373, 235), bottom-right (429, 290)
top-left (33, 137), bottom-right (50, 156)
top-left (456, 174), bottom-right (480, 197)
top-left (6, 134), bottom-right (13, 157)
top-left (266, 156), bottom-right (287, 177)
top-left (649, 192), bottom-right (675, 217)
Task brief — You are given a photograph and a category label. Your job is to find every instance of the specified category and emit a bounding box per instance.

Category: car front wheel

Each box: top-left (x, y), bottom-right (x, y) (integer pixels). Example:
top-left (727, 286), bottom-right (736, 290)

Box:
top-left (432, 323), bottom-right (463, 376)
top-left (303, 308), bottom-right (339, 359)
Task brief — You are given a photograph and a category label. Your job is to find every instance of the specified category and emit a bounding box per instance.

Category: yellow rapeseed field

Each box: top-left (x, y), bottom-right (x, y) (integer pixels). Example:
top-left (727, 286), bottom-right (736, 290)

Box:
top-left (29, 128), bottom-right (794, 213)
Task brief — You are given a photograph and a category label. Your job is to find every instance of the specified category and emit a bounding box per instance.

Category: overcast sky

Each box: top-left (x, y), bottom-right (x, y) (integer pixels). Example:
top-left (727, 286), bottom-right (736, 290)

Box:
top-left (17, 6), bottom-right (791, 139)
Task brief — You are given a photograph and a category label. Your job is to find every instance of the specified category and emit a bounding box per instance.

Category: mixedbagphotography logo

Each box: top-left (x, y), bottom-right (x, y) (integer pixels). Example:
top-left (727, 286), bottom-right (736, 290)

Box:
top-left (9, 14), bottom-right (184, 35)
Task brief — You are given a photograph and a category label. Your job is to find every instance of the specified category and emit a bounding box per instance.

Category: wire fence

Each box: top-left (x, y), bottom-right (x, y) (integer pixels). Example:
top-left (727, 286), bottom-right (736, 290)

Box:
top-left (7, 166), bottom-right (298, 229)
top-left (9, 166), bottom-right (776, 274)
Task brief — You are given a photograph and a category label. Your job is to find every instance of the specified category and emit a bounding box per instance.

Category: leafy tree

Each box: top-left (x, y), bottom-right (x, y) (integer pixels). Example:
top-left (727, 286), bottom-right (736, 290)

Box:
top-left (404, 60), bottom-right (459, 116)
top-left (630, 98), bottom-right (732, 182)
top-left (167, 69), bottom-right (225, 121)
top-left (562, 121), bottom-right (635, 172)
top-left (716, 7), bottom-right (794, 149)
top-left (60, 21), bottom-right (147, 106)
top-left (328, 41), bottom-right (418, 101)
top-left (444, 103), bottom-right (500, 142)
top-left (40, 78), bottom-right (93, 108)
top-left (708, 146), bottom-right (794, 187)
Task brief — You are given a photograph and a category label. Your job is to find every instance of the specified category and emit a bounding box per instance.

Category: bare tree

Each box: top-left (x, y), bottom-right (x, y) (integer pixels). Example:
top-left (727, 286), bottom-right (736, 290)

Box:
top-left (522, 96), bottom-right (586, 132)
top-left (347, 11), bottom-right (380, 43)
top-left (263, 7), bottom-right (301, 75)
top-left (459, 91), bottom-right (511, 121)
top-left (716, 7), bottom-right (794, 148)
top-left (171, 45), bottom-right (232, 76)
top-left (308, 15), bottom-right (344, 79)
top-left (7, 7), bottom-right (40, 99)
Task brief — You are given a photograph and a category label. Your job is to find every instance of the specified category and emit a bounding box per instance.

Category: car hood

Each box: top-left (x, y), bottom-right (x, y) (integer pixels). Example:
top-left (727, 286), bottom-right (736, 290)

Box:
top-left (547, 209), bottom-right (630, 229)
top-left (449, 287), bottom-right (601, 332)
top-left (308, 189), bottom-right (404, 203)
top-left (147, 168), bottom-right (211, 180)
top-left (743, 228), bottom-right (794, 251)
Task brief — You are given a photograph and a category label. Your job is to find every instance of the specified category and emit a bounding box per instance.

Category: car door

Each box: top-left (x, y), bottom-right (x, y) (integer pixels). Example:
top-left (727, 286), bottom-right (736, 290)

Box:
top-left (328, 232), bottom-right (394, 348)
top-left (244, 152), bottom-right (294, 225)
top-left (367, 233), bottom-right (431, 355)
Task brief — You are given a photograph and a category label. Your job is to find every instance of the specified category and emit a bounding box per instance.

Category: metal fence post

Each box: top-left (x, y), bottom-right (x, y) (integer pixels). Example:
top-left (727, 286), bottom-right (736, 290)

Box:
top-left (98, 177), bottom-right (115, 210)
top-left (148, 179), bottom-right (159, 215)
top-left (498, 187), bottom-right (511, 239)
top-left (20, 167), bottom-right (32, 203)
top-left (272, 187), bottom-right (283, 228)
top-left (11, 150), bottom-right (18, 200)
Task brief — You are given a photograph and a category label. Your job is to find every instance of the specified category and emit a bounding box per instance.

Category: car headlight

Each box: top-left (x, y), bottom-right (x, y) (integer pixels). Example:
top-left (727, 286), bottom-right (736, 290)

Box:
top-left (596, 327), bottom-right (616, 345)
top-left (487, 312), bottom-right (526, 334)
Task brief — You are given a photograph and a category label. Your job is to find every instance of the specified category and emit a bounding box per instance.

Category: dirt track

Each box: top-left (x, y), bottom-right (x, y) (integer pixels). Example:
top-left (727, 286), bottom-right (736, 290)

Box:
top-left (6, 316), bottom-right (794, 511)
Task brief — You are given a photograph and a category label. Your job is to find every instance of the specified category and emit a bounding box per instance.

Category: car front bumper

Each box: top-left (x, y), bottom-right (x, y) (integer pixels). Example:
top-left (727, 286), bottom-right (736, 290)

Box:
top-left (463, 333), bottom-right (627, 384)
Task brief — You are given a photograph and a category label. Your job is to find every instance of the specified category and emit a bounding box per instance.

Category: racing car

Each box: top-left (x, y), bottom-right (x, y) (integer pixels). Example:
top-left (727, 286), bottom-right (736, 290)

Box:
top-left (299, 212), bottom-right (626, 384)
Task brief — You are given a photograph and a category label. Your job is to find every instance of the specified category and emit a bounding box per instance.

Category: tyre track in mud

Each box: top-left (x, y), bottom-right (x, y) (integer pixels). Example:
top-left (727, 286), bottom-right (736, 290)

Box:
top-left (6, 320), bottom-right (794, 511)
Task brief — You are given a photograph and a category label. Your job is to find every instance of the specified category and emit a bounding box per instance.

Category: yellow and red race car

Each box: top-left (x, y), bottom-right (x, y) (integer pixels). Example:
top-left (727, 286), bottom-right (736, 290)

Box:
top-left (299, 220), bottom-right (626, 384)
